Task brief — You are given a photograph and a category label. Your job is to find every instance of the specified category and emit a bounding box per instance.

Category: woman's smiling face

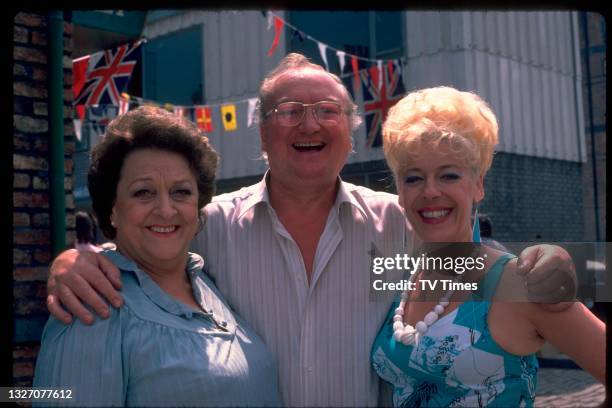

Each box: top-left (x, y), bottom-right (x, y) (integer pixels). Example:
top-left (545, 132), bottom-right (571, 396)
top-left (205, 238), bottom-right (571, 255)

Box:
top-left (111, 148), bottom-right (199, 270)
top-left (398, 144), bottom-right (484, 243)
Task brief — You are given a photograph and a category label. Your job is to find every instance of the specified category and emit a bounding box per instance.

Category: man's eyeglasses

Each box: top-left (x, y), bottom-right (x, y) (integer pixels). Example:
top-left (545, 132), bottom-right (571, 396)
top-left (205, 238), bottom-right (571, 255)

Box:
top-left (263, 101), bottom-right (347, 127)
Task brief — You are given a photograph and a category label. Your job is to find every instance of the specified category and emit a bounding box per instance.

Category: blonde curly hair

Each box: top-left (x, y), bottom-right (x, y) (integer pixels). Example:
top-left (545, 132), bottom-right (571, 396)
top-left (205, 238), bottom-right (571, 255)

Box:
top-left (383, 86), bottom-right (499, 183)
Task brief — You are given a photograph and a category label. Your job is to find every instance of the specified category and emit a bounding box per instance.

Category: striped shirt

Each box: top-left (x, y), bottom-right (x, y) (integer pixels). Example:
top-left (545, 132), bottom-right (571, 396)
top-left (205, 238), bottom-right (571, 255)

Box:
top-left (193, 174), bottom-right (414, 406)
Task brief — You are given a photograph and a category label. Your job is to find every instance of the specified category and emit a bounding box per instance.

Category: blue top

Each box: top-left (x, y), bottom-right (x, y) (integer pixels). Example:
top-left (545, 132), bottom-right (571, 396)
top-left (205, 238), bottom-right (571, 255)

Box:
top-left (371, 254), bottom-right (538, 407)
top-left (34, 250), bottom-right (281, 407)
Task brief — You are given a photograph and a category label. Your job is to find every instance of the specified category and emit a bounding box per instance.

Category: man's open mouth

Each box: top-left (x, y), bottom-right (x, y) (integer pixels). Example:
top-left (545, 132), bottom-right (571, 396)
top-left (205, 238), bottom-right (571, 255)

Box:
top-left (292, 142), bottom-right (326, 152)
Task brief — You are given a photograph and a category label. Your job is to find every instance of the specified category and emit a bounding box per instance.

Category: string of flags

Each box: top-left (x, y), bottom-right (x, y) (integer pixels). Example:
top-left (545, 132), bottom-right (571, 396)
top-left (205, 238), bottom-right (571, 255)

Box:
top-left (264, 10), bottom-right (406, 93)
top-left (72, 11), bottom-right (408, 148)
top-left (121, 93), bottom-right (259, 132)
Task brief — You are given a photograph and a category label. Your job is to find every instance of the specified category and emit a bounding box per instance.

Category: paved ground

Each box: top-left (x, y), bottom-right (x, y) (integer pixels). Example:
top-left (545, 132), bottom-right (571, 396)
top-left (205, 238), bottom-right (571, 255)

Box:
top-left (535, 368), bottom-right (606, 407)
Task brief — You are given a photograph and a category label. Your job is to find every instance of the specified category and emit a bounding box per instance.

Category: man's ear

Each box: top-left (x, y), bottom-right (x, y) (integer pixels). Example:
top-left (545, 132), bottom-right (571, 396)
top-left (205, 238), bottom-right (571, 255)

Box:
top-left (260, 125), bottom-right (268, 153)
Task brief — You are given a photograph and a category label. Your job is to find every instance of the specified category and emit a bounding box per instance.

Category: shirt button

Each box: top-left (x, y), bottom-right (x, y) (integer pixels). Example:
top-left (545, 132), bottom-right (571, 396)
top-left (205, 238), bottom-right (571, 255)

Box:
top-left (220, 320), bottom-right (227, 327)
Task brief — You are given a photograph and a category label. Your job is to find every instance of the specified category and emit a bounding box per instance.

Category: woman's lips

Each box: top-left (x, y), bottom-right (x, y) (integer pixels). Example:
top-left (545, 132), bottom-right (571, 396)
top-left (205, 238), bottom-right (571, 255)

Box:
top-left (146, 225), bottom-right (179, 236)
top-left (417, 208), bottom-right (452, 225)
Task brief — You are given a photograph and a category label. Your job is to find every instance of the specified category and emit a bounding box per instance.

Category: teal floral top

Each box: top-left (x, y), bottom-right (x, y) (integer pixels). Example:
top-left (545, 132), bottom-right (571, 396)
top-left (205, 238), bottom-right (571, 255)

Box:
top-left (371, 254), bottom-right (538, 407)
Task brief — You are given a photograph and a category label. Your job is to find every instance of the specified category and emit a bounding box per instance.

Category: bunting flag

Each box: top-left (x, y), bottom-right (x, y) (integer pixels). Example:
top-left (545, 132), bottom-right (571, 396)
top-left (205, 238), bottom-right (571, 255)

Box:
top-left (336, 51), bottom-right (346, 76)
top-left (290, 29), bottom-right (306, 43)
top-left (72, 55), bottom-right (90, 120)
top-left (173, 106), bottom-right (194, 121)
top-left (119, 93), bottom-right (130, 115)
top-left (247, 98), bottom-right (258, 127)
top-left (361, 61), bottom-right (405, 148)
top-left (377, 60), bottom-right (383, 91)
top-left (73, 119), bottom-right (83, 141)
top-left (267, 16), bottom-right (284, 56)
top-left (318, 42), bottom-right (329, 71)
top-left (74, 40), bottom-right (143, 107)
top-left (221, 104), bottom-right (238, 131)
top-left (195, 106), bottom-right (213, 132)
top-left (351, 55), bottom-right (360, 87)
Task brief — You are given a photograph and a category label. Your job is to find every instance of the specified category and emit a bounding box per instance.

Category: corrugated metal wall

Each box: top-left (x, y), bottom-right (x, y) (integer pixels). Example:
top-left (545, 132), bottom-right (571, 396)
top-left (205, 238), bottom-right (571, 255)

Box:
top-left (144, 10), bottom-right (284, 180)
top-left (142, 10), bottom-right (586, 181)
top-left (404, 11), bottom-right (586, 162)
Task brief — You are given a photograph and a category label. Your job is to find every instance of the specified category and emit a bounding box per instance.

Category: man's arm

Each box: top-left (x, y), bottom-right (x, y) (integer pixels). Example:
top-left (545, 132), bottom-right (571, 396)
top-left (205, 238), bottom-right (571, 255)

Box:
top-left (47, 249), bottom-right (123, 324)
top-left (515, 244), bottom-right (577, 311)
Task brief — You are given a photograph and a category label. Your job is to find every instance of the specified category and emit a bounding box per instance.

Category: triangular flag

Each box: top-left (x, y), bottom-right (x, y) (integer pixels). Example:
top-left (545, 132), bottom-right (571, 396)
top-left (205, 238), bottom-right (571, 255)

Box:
top-left (163, 103), bottom-right (174, 112)
top-left (267, 16), bottom-right (284, 57)
top-left (247, 98), bottom-right (258, 127)
top-left (73, 119), bottom-right (83, 142)
top-left (336, 51), bottom-right (346, 76)
top-left (221, 104), bottom-right (237, 132)
top-left (317, 42), bottom-right (329, 71)
top-left (290, 29), bottom-right (306, 43)
top-left (119, 93), bottom-right (130, 115)
top-left (195, 106), bottom-right (213, 132)
top-left (377, 60), bottom-right (383, 90)
top-left (351, 55), bottom-right (360, 87)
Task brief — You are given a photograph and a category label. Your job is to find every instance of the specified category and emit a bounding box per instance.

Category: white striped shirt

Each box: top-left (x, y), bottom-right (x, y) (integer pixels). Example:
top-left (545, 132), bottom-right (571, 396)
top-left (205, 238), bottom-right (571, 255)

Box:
top-left (193, 175), bottom-right (413, 407)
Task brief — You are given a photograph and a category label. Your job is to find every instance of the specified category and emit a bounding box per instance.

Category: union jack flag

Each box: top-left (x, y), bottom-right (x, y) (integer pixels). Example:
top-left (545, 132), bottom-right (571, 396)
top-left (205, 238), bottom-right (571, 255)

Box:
top-left (361, 61), bottom-right (405, 148)
top-left (74, 40), bottom-right (143, 107)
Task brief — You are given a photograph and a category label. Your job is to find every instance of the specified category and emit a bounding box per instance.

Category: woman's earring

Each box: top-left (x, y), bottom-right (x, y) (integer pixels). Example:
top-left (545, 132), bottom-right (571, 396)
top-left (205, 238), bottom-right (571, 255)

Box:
top-left (472, 206), bottom-right (481, 244)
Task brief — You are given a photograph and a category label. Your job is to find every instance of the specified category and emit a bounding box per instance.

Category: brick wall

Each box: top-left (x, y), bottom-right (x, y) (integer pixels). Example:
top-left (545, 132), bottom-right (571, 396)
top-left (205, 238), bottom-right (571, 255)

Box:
top-left (13, 12), bottom-right (75, 387)
top-left (481, 153), bottom-right (584, 242)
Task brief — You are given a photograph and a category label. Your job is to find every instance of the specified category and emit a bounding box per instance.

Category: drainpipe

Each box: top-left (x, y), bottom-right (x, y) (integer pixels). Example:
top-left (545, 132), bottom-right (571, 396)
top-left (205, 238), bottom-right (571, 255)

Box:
top-left (49, 11), bottom-right (66, 256)
top-left (580, 12), bottom-right (601, 241)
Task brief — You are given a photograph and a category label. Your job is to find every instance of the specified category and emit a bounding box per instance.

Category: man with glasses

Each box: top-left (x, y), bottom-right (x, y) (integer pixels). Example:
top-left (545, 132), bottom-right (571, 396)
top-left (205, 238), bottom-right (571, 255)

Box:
top-left (47, 53), bottom-right (576, 407)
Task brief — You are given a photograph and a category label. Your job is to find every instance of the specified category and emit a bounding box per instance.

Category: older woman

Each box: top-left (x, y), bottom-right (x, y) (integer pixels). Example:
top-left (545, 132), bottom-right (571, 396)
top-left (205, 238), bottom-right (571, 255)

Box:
top-left (371, 87), bottom-right (604, 407)
top-left (34, 107), bottom-right (280, 407)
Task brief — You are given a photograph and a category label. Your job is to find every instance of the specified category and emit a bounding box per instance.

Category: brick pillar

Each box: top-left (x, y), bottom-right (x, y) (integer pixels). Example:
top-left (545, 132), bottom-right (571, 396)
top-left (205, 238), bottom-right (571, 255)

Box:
top-left (13, 12), bottom-right (75, 387)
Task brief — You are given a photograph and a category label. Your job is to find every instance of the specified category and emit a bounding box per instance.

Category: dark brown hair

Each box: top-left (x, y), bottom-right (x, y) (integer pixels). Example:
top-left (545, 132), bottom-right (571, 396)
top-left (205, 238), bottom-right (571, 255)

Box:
top-left (88, 106), bottom-right (218, 239)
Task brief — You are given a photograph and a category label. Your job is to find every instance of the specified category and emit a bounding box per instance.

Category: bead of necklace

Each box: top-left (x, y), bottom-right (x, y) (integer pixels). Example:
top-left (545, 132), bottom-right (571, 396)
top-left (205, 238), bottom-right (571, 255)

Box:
top-left (392, 272), bottom-right (462, 346)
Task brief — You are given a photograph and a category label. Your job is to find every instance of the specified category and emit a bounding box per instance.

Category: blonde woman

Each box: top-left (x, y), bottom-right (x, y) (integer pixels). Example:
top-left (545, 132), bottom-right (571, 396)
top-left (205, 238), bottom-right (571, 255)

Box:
top-left (371, 87), bottom-right (604, 407)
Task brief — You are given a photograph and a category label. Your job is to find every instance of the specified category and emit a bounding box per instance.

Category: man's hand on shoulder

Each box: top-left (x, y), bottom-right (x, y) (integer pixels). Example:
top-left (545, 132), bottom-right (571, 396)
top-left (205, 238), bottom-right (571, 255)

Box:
top-left (515, 244), bottom-right (577, 312)
top-left (47, 249), bottom-right (123, 325)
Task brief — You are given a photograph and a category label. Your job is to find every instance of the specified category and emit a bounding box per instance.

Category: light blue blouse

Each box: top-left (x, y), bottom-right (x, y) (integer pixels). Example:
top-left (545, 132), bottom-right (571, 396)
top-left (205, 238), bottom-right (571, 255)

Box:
top-left (34, 250), bottom-right (281, 407)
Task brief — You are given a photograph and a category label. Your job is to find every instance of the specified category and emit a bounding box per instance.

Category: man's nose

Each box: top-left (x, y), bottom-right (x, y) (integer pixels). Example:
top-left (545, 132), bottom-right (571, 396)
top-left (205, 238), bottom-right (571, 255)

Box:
top-left (298, 106), bottom-right (321, 132)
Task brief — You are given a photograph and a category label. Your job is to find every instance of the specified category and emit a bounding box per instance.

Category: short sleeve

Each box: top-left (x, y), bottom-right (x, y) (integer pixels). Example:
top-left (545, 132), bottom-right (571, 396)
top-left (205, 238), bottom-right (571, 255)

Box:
top-left (33, 308), bottom-right (125, 407)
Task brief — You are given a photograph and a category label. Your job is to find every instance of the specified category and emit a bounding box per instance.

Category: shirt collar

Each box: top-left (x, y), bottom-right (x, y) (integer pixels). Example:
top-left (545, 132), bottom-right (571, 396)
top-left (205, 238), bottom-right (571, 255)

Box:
top-left (101, 249), bottom-right (208, 318)
top-left (237, 171), bottom-right (271, 220)
top-left (237, 170), bottom-right (368, 220)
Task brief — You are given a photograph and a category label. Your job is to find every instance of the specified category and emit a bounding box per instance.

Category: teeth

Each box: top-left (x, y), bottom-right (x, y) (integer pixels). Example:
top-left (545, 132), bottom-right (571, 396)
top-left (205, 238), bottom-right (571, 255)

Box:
top-left (150, 226), bottom-right (176, 233)
top-left (293, 142), bottom-right (324, 147)
top-left (421, 210), bottom-right (450, 218)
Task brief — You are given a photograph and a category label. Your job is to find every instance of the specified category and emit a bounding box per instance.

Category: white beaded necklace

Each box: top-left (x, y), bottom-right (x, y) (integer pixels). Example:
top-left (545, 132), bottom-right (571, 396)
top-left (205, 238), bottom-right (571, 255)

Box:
top-left (392, 270), bottom-right (462, 346)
